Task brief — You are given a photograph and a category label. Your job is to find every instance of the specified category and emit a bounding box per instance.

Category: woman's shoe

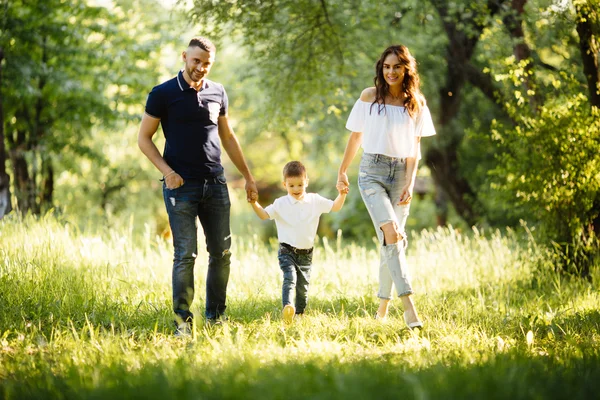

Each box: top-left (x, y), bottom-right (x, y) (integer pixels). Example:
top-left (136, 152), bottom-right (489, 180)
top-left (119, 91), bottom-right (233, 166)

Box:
top-left (404, 311), bottom-right (423, 330)
top-left (375, 311), bottom-right (387, 321)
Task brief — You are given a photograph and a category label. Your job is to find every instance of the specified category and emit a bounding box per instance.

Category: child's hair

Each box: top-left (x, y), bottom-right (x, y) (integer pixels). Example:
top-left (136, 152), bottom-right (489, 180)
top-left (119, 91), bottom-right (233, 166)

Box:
top-left (283, 161), bottom-right (307, 179)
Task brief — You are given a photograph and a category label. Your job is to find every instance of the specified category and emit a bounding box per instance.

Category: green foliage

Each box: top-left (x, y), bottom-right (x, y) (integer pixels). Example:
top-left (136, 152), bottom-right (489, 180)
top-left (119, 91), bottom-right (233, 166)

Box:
top-left (184, 1), bottom-right (447, 239)
top-left (52, 123), bottom-right (169, 235)
top-left (2, 0), bottom-right (160, 150)
top-left (188, 0), bottom-right (444, 150)
top-left (1, 216), bottom-right (599, 398)
top-left (0, 0), bottom-right (176, 212)
top-left (490, 75), bottom-right (600, 246)
top-left (2, 0), bottom-right (596, 259)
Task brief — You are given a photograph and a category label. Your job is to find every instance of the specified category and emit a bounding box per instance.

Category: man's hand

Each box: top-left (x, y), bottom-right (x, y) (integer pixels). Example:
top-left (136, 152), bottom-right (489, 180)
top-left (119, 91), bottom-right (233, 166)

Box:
top-left (165, 172), bottom-right (184, 189)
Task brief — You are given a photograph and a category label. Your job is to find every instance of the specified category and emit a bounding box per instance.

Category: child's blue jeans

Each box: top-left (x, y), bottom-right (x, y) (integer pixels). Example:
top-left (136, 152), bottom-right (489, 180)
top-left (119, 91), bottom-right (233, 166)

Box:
top-left (277, 243), bottom-right (313, 313)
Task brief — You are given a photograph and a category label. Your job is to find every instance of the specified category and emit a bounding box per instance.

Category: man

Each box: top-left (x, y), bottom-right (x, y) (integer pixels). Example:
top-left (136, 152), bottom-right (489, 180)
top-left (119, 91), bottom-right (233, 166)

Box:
top-left (138, 37), bottom-right (257, 333)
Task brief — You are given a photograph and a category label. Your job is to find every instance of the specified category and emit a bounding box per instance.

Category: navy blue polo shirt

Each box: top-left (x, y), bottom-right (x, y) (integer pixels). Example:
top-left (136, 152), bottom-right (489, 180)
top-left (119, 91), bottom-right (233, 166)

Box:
top-left (145, 71), bottom-right (229, 179)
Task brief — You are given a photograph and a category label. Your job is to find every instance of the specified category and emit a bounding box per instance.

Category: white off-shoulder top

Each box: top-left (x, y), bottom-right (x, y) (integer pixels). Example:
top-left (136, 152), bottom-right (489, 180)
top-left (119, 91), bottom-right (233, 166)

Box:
top-left (345, 100), bottom-right (436, 159)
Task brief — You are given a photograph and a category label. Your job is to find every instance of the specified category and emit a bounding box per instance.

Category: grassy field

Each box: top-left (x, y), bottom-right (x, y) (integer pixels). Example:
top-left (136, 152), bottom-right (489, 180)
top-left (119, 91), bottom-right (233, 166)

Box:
top-left (1, 214), bottom-right (599, 399)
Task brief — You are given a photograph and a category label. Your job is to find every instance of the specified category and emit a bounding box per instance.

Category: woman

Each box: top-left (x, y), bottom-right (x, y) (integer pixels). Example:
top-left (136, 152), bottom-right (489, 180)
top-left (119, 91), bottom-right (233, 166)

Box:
top-left (337, 44), bottom-right (436, 329)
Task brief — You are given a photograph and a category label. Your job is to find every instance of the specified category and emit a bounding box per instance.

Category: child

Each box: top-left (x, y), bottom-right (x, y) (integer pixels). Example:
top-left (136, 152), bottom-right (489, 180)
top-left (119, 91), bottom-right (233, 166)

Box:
top-left (249, 161), bottom-right (348, 323)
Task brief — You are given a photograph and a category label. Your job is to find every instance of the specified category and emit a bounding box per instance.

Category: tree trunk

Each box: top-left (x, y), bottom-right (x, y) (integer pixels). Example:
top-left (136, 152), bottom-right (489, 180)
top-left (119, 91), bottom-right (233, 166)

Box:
top-left (575, 2), bottom-right (600, 108)
top-left (40, 155), bottom-right (53, 211)
top-left (425, 0), bottom-right (509, 226)
top-left (0, 47), bottom-right (13, 218)
top-left (10, 148), bottom-right (37, 214)
top-left (5, 36), bottom-right (52, 215)
top-left (427, 145), bottom-right (478, 226)
top-left (575, 2), bottom-right (600, 239)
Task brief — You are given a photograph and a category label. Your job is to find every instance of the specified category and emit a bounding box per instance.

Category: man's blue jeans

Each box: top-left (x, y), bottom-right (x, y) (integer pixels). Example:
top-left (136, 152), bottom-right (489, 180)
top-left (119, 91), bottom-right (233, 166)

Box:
top-left (163, 175), bottom-right (231, 322)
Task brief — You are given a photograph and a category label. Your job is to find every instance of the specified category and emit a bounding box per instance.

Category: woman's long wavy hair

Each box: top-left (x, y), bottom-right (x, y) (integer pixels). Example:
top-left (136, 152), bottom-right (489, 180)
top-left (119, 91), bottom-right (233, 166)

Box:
top-left (372, 45), bottom-right (425, 118)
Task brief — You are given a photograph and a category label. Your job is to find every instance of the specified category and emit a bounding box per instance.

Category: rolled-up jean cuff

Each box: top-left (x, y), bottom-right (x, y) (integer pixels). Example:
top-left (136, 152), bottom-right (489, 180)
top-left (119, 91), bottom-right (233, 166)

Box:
top-left (377, 294), bottom-right (393, 300)
top-left (397, 290), bottom-right (413, 297)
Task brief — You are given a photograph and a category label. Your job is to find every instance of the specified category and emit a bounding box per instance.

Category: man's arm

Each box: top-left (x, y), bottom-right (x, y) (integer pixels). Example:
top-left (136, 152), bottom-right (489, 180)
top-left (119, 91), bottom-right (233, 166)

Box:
top-left (217, 115), bottom-right (258, 201)
top-left (137, 113), bottom-right (183, 189)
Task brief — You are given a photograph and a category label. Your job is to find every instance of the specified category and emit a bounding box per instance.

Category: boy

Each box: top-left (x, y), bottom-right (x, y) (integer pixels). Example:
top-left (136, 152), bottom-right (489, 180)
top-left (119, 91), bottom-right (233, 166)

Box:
top-left (249, 161), bottom-right (348, 323)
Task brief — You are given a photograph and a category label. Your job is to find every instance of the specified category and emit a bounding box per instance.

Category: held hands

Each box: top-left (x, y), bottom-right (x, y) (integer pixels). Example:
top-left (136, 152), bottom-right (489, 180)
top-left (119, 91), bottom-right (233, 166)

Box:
top-left (248, 192), bottom-right (258, 204)
top-left (337, 173), bottom-right (350, 195)
top-left (245, 180), bottom-right (259, 203)
top-left (337, 183), bottom-right (349, 195)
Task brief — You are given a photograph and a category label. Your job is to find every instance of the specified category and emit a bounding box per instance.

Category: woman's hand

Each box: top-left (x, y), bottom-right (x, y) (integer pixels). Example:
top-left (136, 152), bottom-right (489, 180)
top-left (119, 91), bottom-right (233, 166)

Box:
top-left (398, 184), bottom-right (414, 205)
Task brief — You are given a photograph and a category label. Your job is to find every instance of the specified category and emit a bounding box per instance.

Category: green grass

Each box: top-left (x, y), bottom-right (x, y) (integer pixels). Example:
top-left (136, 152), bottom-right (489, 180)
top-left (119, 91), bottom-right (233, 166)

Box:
top-left (1, 214), bottom-right (599, 399)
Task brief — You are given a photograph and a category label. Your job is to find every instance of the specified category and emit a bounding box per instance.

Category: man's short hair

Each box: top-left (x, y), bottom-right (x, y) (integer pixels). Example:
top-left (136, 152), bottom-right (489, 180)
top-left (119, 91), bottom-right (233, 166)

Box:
top-left (283, 161), bottom-right (307, 179)
top-left (188, 37), bottom-right (216, 53)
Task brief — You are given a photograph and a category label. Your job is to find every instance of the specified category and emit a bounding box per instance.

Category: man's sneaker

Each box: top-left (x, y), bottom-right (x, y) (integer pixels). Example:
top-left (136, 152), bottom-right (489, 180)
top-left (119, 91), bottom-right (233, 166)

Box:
top-left (282, 305), bottom-right (295, 324)
top-left (174, 321), bottom-right (192, 337)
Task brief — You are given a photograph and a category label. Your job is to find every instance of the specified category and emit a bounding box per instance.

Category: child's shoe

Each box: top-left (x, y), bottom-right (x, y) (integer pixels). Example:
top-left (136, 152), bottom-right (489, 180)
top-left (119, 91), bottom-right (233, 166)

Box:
top-left (282, 305), bottom-right (295, 324)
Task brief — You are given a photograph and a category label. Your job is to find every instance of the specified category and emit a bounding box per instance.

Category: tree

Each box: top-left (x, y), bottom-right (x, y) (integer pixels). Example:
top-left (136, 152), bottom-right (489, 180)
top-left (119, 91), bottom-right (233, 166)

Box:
top-left (575, 0), bottom-right (600, 108)
top-left (187, 0), bottom-right (517, 225)
top-left (424, 0), bottom-right (512, 226)
top-left (574, 0), bottom-right (600, 239)
top-left (486, 0), bottom-right (600, 274)
top-left (0, 46), bottom-right (11, 218)
top-left (1, 0), bottom-right (170, 215)
top-left (187, 0), bottom-right (599, 248)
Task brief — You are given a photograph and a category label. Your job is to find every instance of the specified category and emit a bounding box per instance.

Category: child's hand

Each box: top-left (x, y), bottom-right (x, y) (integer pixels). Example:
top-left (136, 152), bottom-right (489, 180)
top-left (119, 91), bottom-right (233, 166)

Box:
top-left (248, 192), bottom-right (259, 203)
top-left (336, 181), bottom-right (349, 194)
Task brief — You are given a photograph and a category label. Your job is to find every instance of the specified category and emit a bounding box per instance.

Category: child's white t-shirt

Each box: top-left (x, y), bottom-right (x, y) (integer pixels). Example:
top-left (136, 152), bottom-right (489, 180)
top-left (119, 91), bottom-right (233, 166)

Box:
top-left (345, 100), bottom-right (436, 159)
top-left (264, 193), bottom-right (334, 250)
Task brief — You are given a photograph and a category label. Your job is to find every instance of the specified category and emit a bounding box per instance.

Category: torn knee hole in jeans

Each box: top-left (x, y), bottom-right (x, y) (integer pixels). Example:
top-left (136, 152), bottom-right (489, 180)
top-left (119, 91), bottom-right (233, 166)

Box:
top-left (380, 221), bottom-right (405, 244)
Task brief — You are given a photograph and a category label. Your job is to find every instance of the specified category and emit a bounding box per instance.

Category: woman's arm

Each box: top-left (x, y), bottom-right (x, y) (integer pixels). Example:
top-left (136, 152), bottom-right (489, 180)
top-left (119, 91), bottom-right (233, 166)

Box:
top-left (398, 136), bottom-right (421, 205)
top-left (337, 131), bottom-right (363, 191)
